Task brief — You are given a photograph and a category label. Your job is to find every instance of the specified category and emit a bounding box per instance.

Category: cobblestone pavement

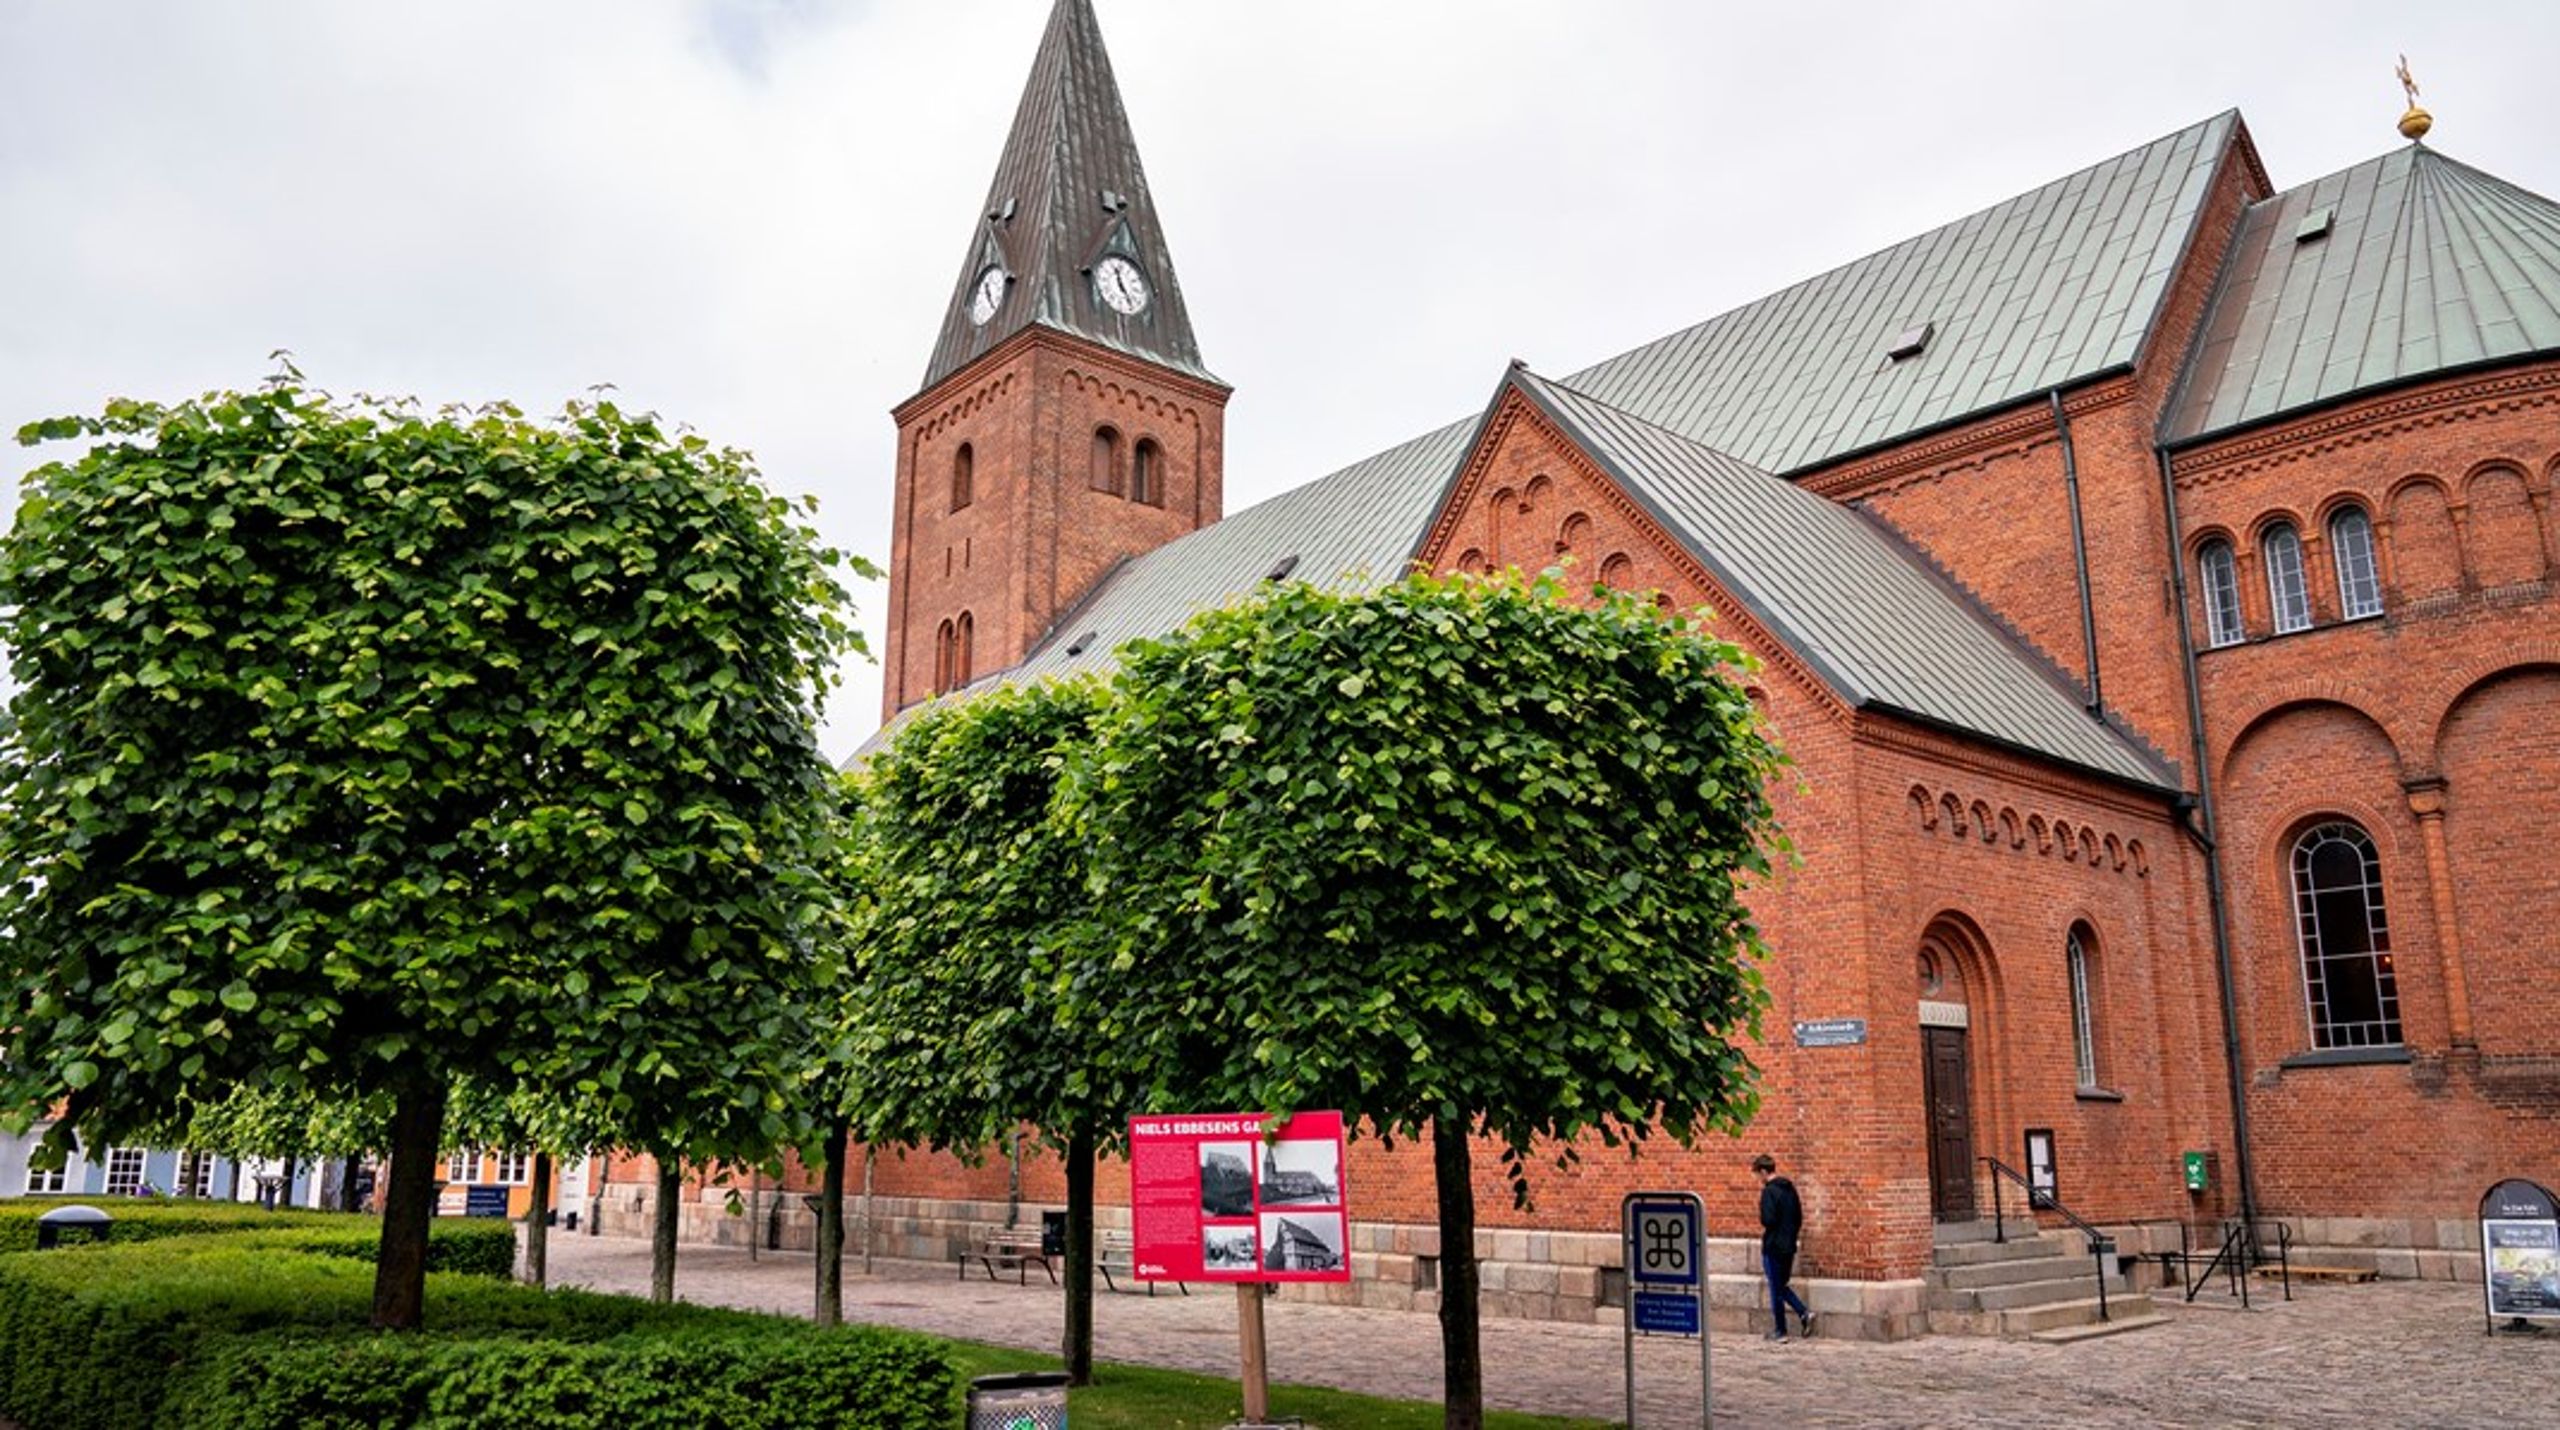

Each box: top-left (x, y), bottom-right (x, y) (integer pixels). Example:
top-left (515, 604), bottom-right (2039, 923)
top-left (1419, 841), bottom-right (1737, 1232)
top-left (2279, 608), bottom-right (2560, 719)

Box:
top-left (546, 1237), bottom-right (2553, 1427)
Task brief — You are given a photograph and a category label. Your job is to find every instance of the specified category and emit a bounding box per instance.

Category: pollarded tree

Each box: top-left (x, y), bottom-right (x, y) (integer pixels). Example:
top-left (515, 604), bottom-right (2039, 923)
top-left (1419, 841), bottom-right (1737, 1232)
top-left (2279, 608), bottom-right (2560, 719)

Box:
top-left (842, 677), bottom-right (1131, 1383)
top-left (1072, 569), bottom-right (1785, 1430)
top-left (0, 377), bottom-right (863, 1328)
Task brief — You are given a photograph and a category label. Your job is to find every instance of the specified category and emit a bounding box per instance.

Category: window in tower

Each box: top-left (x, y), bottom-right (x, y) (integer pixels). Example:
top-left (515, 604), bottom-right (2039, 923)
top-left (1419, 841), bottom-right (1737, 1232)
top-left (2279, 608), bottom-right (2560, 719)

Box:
top-left (1091, 426), bottom-right (1123, 495)
top-left (1132, 439), bottom-right (1163, 507)
top-left (2263, 523), bottom-right (2311, 633)
top-left (950, 443), bottom-right (974, 512)
top-left (2330, 506), bottom-right (2383, 620)
top-left (2198, 539), bottom-right (2244, 647)
top-left (2292, 821), bottom-right (2400, 1049)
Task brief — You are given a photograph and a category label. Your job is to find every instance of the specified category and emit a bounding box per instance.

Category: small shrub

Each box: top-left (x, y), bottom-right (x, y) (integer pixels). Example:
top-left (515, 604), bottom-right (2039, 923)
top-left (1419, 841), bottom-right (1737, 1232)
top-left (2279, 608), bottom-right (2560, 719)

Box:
top-left (0, 1234), bottom-right (955, 1430)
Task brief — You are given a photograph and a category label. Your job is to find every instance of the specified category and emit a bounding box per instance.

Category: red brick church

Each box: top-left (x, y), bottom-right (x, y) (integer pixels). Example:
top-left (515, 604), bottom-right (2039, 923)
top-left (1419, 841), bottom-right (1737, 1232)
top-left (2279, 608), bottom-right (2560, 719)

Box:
top-left (631, 1), bottom-right (2560, 1338)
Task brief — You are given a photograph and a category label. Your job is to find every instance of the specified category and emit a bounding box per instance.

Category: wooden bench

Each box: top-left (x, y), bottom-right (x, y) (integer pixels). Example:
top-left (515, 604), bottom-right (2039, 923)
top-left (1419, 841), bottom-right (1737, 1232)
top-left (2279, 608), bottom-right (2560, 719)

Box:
top-left (957, 1232), bottom-right (1056, 1286)
top-left (1097, 1231), bottom-right (1188, 1296)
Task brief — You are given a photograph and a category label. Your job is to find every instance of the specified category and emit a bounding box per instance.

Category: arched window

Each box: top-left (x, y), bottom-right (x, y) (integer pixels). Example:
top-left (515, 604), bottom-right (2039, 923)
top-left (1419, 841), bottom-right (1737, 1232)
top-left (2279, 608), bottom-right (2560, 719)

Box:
top-left (2291, 822), bottom-right (2400, 1049)
top-left (2198, 539), bottom-right (2244, 647)
top-left (952, 611), bottom-right (973, 690)
top-left (1090, 426), bottom-right (1123, 495)
top-left (950, 443), bottom-right (974, 512)
top-left (2330, 507), bottom-right (2383, 619)
top-left (1599, 552), bottom-right (1634, 589)
top-left (2263, 523), bottom-right (2311, 634)
top-left (933, 620), bottom-right (955, 694)
top-left (1131, 438), bottom-right (1163, 507)
top-left (2066, 926), bottom-right (2100, 1089)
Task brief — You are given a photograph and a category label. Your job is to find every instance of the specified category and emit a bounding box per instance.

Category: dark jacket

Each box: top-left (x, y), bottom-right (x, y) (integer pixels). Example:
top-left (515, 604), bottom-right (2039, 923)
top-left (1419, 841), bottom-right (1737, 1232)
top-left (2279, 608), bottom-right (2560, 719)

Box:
top-left (1758, 1175), bottom-right (1803, 1256)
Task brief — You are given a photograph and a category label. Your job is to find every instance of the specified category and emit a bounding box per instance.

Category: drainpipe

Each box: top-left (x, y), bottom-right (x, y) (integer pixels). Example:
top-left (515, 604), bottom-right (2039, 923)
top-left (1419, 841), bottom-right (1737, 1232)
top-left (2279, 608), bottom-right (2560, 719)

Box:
top-left (2052, 390), bottom-right (2103, 712)
top-left (2156, 446), bottom-right (2261, 1243)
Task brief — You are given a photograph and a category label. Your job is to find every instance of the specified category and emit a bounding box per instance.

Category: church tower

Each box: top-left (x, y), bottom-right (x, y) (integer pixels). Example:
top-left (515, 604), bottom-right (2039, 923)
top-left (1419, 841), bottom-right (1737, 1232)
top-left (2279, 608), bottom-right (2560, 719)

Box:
top-left (883, 0), bottom-right (1227, 717)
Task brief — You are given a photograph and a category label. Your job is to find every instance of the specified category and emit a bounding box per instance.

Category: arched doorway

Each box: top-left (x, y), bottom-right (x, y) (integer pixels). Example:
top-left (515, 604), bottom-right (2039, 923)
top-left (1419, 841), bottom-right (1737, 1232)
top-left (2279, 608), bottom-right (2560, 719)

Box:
top-left (1917, 927), bottom-right (1982, 1222)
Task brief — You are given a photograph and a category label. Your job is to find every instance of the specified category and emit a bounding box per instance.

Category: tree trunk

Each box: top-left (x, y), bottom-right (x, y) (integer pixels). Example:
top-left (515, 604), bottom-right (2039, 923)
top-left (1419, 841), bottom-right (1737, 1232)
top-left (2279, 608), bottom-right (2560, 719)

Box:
top-left (524, 1153), bottom-right (553, 1288)
top-left (1064, 1126), bottom-right (1096, 1385)
top-left (651, 1158), bottom-right (682, 1304)
top-left (277, 1155), bottom-right (297, 1211)
top-left (1433, 1113), bottom-right (1483, 1430)
top-left (369, 1081), bottom-right (448, 1331)
top-left (816, 1118), bottom-right (849, 1326)
top-left (225, 1158), bottom-right (242, 1204)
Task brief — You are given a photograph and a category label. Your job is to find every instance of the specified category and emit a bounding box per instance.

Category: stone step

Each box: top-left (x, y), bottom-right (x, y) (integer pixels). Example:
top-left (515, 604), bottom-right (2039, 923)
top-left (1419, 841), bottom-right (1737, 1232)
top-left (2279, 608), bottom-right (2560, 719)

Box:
top-left (2261, 1262), bottom-right (2377, 1283)
top-left (1931, 1216), bottom-right (2043, 1247)
top-left (1928, 1250), bottom-right (2120, 1290)
top-left (1930, 1271), bottom-right (2132, 1315)
top-left (2028, 1311), bottom-right (2172, 1344)
top-left (1997, 1293), bottom-right (2156, 1337)
top-left (1928, 1232), bottom-right (2084, 1267)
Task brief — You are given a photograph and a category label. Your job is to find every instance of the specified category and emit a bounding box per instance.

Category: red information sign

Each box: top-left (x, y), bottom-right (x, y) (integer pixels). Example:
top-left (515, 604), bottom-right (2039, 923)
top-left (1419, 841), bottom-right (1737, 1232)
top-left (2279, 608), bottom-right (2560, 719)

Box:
top-left (1127, 1111), bottom-right (1351, 1284)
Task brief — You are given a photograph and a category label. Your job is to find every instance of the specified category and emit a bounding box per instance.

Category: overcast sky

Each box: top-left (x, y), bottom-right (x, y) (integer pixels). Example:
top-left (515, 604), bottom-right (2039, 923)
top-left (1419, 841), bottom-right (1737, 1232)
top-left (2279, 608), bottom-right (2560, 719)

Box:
top-left (5, 0), bottom-right (2553, 753)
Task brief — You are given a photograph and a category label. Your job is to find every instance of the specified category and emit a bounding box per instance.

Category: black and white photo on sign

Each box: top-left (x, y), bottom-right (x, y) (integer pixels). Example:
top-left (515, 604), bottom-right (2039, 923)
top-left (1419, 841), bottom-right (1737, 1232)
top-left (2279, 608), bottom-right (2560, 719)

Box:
top-left (1199, 1141), bottom-right (1256, 1218)
top-left (1201, 1224), bottom-right (1258, 1271)
top-left (1260, 1210), bottom-right (1345, 1273)
top-left (1257, 1137), bottom-right (1340, 1207)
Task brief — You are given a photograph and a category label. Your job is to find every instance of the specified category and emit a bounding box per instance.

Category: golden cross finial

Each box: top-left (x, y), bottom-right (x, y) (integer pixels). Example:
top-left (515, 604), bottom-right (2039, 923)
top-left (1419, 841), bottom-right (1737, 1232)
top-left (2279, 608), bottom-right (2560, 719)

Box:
top-left (2395, 54), bottom-right (2432, 141)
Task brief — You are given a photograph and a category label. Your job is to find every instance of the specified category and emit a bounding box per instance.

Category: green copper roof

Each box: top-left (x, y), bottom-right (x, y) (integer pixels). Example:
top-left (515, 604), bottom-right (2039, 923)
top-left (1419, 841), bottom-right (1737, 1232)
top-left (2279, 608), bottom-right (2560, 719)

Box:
top-left (1568, 112), bottom-right (2240, 474)
top-left (917, 0), bottom-right (1213, 394)
top-left (2163, 143), bottom-right (2560, 444)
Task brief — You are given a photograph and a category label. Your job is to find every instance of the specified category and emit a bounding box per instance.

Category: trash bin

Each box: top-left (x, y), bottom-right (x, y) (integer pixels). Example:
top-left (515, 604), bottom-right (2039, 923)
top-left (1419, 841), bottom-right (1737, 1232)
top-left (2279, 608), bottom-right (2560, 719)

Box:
top-left (1040, 1210), bottom-right (1068, 1258)
top-left (34, 1205), bottom-right (113, 1250)
top-left (967, 1372), bottom-right (1069, 1430)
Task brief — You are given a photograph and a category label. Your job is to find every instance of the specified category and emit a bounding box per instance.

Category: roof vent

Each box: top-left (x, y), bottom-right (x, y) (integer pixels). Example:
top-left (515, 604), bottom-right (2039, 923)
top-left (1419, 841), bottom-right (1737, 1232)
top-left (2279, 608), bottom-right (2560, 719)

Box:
top-left (1885, 321), bottom-right (1935, 362)
top-left (1064, 630), bottom-right (1099, 658)
top-left (1264, 555), bottom-right (1301, 583)
top-left (2294, 206), bottom-right (2335, 243)
top-left (1098, 188), bottom-right (1129, 213)
top-left (989, 197), bottom-right (1017, 224)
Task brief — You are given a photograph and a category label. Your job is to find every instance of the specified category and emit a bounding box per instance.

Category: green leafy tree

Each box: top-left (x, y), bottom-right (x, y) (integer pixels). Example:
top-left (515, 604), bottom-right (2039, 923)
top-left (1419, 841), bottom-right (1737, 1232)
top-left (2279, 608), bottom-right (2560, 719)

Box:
top-left (1073, 570), bottom-right (1785, 1430)
top-left (0, 377), bottom-right (864, 1328)
top-left (843, 677), bottom-right (1129, 1382)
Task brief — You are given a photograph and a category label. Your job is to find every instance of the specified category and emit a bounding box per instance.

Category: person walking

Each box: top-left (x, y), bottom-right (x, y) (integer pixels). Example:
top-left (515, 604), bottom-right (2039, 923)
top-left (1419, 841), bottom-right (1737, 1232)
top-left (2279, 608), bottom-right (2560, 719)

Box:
top-left (1754, 1153), bottom-right (1814, 1340)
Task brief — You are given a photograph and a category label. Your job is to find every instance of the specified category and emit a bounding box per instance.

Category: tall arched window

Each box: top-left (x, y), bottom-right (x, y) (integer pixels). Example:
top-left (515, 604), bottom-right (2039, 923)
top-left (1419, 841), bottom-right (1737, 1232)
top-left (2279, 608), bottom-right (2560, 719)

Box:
top-left (933, 619), bottom-right (955, 694)
top-left (1090, 426), bottom-right (1123, 495)
top-left (2066, 926), bottom-right (2100, 1089)
top-left (1556, 512), bottom-right (1592, 558)
top-left (952, 611), bottom-right (973, 690)
top-left (2330, 507), bottom-right (2383, 619)
top-left (1131, 438), bottom-right (1163, 507)
top-left (2263, 523), bottom-right (2312, 634)
top-left (2198, 539), bottom-right (2244, 647)
top-left (1599, 552), bottom-right (1634, 589)
top-left (2291, 822), bottom-right (2401, 1049)
top-left (950, 443), bottom-right (974, 512)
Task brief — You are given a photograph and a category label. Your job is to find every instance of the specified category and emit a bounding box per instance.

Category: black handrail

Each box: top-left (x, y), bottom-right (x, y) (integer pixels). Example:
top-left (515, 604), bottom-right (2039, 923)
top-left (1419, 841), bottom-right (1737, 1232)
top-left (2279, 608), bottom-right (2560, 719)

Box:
top-left (1981, 1156), bottom-right (2114, 1322)
top-left (2164, 1218), bottom-right (2292, 1306)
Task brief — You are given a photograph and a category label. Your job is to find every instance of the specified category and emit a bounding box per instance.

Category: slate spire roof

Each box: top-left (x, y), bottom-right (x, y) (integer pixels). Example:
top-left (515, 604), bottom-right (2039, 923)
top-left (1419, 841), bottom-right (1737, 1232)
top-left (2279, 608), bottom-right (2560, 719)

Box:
top-left (918, 0), bottom-right (1213, 394)
top-left (2163, 142), bottom-right (2560, 444)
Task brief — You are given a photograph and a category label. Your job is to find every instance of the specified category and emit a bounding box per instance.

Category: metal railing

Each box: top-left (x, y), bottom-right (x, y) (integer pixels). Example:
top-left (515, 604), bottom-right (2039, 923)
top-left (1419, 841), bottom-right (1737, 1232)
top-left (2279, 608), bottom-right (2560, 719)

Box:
top-left (2167, 1219), bottom-right (2292, 1306)
top-left (1981, 1156), bottom-right (2116, 1322)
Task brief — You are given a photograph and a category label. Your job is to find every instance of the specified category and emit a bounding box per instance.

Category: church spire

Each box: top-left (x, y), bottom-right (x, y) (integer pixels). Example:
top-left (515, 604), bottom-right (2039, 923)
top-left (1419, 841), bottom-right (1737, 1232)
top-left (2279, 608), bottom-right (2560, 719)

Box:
top-left (919, 0), bottom-right (1212, 394)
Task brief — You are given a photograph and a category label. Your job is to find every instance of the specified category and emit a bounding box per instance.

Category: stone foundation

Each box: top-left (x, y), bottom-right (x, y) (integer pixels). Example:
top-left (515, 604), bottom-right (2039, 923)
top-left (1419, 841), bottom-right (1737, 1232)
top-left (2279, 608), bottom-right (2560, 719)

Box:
top-left (593, 1186), bottom-right (2485, 1335)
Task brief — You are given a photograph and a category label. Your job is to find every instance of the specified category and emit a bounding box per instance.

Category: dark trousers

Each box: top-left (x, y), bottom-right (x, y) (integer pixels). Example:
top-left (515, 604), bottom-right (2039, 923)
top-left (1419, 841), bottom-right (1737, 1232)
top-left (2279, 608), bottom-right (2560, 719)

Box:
top-left (1763, 1249), bottom-right (1810, 1334)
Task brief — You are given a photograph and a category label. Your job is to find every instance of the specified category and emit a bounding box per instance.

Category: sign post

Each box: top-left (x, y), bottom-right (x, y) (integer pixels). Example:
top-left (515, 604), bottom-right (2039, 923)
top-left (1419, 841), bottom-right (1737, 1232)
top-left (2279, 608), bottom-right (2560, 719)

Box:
top-left (1128, 1111), bottom-right (1352, 1425)
top-left (1621, 1191), bottom-right (1710, 1429)
top-left (2479, 1178), bottom-right (2560, 1335)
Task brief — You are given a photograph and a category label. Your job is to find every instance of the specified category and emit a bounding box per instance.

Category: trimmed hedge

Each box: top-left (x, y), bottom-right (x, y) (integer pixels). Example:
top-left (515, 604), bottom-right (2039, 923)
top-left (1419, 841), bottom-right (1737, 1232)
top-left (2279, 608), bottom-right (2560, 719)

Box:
top-left (182, 1328), bottom-right (955, 1429)
top-left (0, 1200), bottom-right (517, 1279)
top-left (0, 1233), bottom-right (954, 1430)
top-left (0, 1199), bottom-right (357, 1254)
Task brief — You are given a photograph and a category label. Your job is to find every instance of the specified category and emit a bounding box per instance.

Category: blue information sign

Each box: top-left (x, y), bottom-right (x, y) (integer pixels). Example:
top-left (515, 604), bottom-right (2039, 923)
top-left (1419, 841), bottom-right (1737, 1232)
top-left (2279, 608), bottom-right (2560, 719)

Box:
top-left (464, 1185), bottom-right (510, 1219)
top-left (1627, 1198), bottom-right (1701, 1287)
top-left (1631, 1289), bottom-right (1701, 1336)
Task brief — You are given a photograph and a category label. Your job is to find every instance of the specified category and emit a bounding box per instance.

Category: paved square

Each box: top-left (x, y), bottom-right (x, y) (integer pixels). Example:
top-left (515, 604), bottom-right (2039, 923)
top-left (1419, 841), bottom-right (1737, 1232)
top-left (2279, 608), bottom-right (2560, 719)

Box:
top-left (546, 1237), bottom-right (2552, 1426)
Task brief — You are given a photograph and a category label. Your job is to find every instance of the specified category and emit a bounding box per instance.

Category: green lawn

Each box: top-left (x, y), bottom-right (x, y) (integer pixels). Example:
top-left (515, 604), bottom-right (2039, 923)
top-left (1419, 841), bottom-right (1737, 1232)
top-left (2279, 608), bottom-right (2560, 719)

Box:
top-left (938, 1339), bottom-right (1615, 1430)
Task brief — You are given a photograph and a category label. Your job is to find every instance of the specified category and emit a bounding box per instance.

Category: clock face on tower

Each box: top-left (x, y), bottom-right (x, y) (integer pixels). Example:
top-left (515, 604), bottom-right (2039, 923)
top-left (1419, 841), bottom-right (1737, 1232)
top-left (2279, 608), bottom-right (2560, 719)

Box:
top-left (969, 265), bottom-right (1008, 326)
top-left (1093, 254), bottom-right (1151, 316)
